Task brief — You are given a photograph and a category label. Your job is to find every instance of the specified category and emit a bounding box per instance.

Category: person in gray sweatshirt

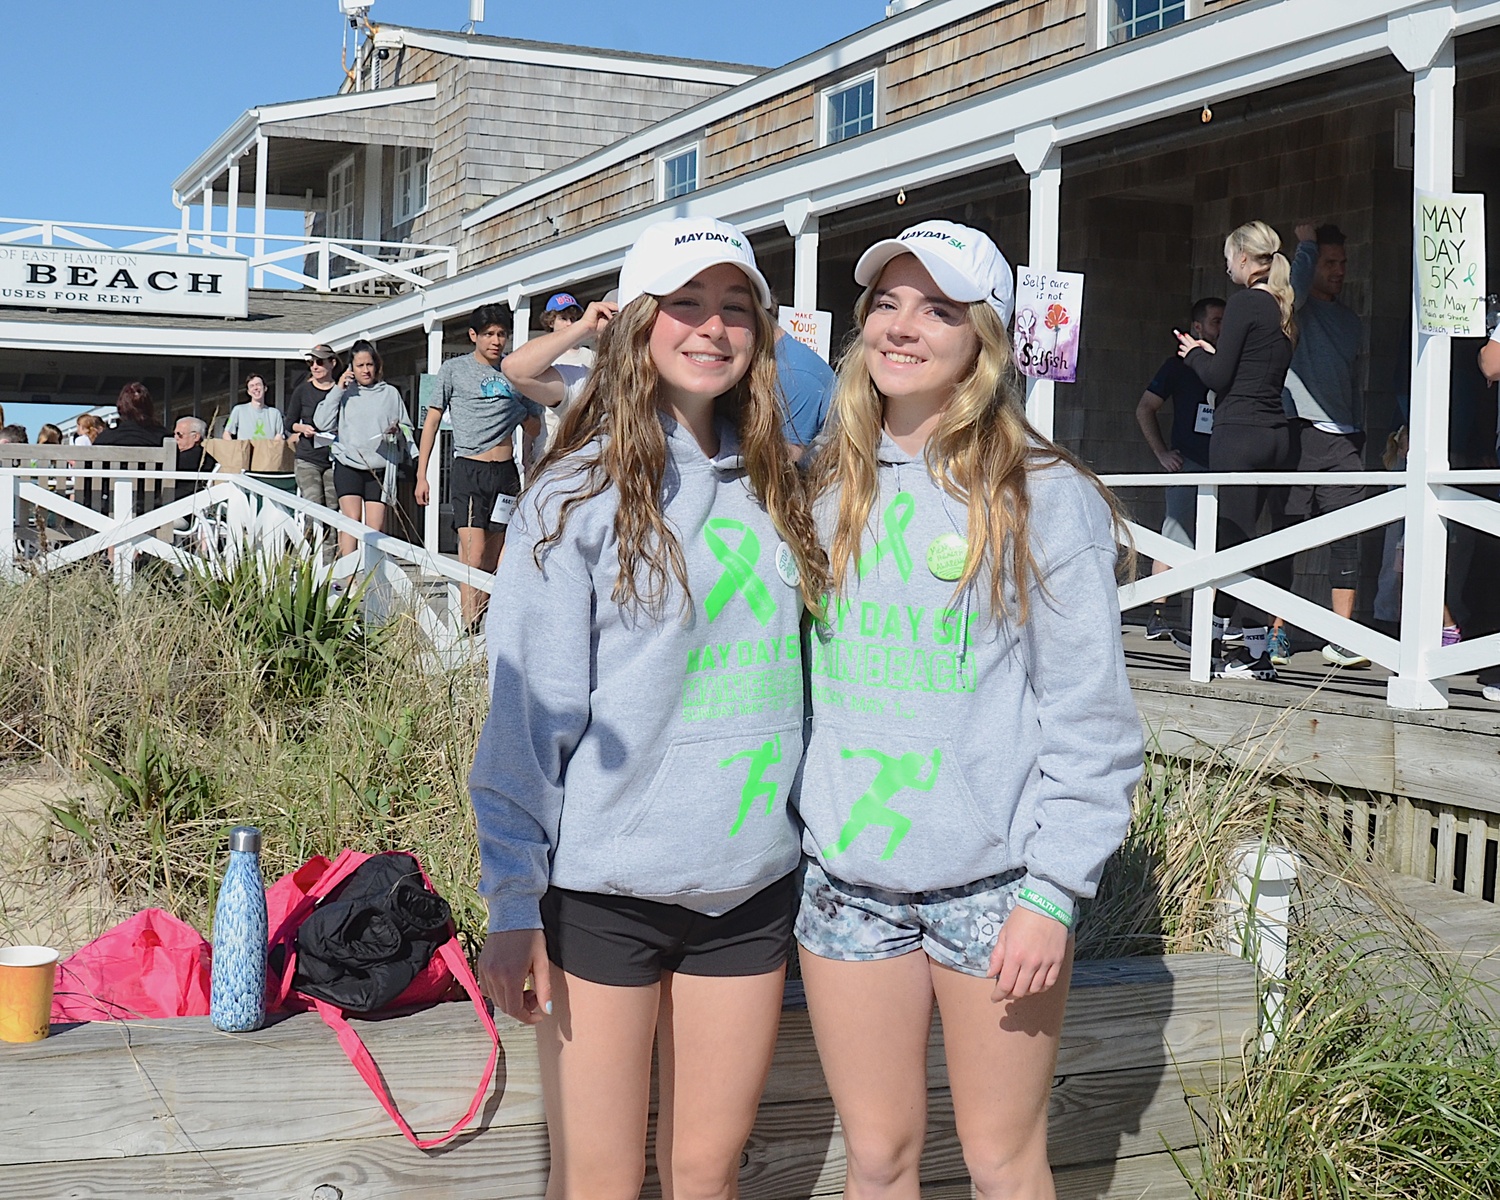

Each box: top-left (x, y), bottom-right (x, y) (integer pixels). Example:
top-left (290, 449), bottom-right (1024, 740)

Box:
top-left (796, 221), bottom-right (1142, 1200)
top-left (1282, 222), bottom-right (1371, 668)
top-left (467, 217), bottom-right (826, 1200)
top-left (313, 339), bottom-right (413, 563)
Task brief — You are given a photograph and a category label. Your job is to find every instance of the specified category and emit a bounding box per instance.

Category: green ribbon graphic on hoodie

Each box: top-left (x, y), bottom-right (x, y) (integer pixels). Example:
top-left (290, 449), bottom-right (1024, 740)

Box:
top-left (703, 518), bottom-right (777, 626)
top-left (857, 492), bottom-right (916, 582)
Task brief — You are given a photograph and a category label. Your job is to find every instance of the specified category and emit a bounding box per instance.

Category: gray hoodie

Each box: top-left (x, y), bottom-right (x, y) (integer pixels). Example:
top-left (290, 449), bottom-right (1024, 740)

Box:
top-left (314, 381), bottom-right (411, 472)
top-left (470, 415), bottom-right (807, 932)
top-left (798, 435), bottom-right (1141, 925)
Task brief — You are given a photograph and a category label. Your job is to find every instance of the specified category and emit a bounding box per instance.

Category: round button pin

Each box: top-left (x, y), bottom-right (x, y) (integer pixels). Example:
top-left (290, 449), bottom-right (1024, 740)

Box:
top-left (926, 532), bottom-right (968, 581)
top-left (775, 541), bottom-right (801, 587)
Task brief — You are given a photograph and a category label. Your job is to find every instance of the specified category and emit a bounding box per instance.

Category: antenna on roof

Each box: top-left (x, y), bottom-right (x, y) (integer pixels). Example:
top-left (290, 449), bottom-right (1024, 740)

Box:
top-left (464, 0), bottom-right (484, 32)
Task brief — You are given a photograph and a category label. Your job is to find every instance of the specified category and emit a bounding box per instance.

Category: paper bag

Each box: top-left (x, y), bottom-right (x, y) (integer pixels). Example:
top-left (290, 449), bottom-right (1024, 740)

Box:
top-left (249, 438), bottom-right (295, 473)
top-left (205, 437), bottom-right (252, 474)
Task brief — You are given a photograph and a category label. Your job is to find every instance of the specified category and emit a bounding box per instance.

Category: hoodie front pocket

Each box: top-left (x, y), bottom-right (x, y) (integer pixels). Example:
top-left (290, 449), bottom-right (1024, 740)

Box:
top-left (797, 723), bottom-right (1002, 888)
top-left (609, 726), bottom-right (802, 896)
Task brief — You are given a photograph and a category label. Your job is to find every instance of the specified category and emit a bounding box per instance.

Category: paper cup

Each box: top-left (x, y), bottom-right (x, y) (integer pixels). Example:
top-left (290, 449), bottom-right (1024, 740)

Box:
top-left (0, 946), bottom-right (60, 1043)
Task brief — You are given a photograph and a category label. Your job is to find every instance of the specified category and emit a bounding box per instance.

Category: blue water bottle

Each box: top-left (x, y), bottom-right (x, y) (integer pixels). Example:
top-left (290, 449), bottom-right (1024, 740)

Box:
top-left (210, 825), bottom-right (267, 1032)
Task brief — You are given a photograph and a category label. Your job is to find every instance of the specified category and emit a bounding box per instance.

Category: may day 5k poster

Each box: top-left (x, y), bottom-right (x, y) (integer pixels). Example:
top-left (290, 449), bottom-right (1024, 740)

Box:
top-left (1417, 192), bottom-right (1486, 336)
top-left (1013, 268), bottom-right (1084, 383)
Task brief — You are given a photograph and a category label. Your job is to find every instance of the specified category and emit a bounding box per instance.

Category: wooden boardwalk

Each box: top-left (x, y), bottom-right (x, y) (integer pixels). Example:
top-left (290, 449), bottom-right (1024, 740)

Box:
top-left (1385, 871), bottom-right (1500, 1019)
top-left (0, 954), bottom-right (1255, 1200)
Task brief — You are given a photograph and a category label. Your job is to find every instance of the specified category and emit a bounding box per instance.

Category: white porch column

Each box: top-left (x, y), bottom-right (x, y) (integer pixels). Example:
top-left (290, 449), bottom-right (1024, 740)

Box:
top-left (253, 133), bottom-right (269, 288)
top-left (511, 293), bottom-right (532, 349)
top-left (200, 180), bottom-right (213, 249)
top-left (1389, 21), bottom-right (1456, 710)
top-left (177, 199), bottom-right (190, 253)
top-left (794, 216), bottom-right (820, 313)
top-left (1021, 132), bottom-right (1061, 440)
top-left (362, 143), bottom-right (382, 248)
top-left (226, 157), bottom-right (240, 258)
top-left (424, 314), bottom-right (444, 555)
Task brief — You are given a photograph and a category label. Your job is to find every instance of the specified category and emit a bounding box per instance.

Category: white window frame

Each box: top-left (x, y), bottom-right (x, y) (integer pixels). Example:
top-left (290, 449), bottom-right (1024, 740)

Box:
top-left (820, 69), bottom-right (879, 148)
top-left (327, 154), bottom-right (357, 241)
top-left (393, 146), bottom-right (430, 225)
top-left (1095, 0), bottom-right (1191, 49)
top-left (657, 142), bottom-right (702, 203)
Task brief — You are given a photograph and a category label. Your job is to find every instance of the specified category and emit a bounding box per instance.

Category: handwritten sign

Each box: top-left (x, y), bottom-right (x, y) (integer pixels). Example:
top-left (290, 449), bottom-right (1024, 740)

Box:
top-left (1418, 193), bottom-right (1486, 336)
top-left (777, 306), bottom-right (832, 362)
top-left (1013, 268), bottom-right (1084, 383)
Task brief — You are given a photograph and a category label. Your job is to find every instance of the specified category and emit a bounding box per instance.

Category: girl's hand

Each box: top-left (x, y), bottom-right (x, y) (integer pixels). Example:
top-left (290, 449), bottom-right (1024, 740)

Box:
top-left (478, 928), bottom-right (552, 1024)
top-left (579, 300), bottom-right (618, 336)
top-left (988, 905), bottom-right (1069, 1000)
top-left (293, 422), bottom-right (317, 437)
top-left (339, 368), bottom-right (355, 388)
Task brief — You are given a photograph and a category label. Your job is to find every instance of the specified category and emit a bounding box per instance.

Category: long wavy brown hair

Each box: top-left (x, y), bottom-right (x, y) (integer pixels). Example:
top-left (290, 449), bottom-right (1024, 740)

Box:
top-left (808, 285), bottom-right (1131, 624)
top-left (531, 293), bottom-right (828, 616)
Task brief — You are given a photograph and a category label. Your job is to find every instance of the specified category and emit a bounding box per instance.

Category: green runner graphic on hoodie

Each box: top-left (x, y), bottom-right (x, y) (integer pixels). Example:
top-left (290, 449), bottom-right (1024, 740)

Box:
top-left (824, 746), bottom-right (942, 860)
top-left (703, 518), bottom-right (777, 626)
top-left (719, 734), bottom-right (783, 836)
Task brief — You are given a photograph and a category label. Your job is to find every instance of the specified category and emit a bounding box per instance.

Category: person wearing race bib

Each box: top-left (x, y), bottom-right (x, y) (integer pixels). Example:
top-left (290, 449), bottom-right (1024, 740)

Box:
top-left (795, 220), bottom-right (1142, 1200)
top-left (470, 217), bottom-right (826, 1200)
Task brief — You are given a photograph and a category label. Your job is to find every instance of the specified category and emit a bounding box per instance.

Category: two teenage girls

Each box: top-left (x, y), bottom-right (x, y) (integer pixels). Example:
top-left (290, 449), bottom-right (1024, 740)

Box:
top-left (470, 216), bottom-right (1142, 1199)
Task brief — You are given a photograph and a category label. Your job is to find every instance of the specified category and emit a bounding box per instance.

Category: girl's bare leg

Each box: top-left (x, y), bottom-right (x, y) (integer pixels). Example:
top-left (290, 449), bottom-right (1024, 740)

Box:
top-left (655, 967), bottom-right (787, 1200)
top-left (800, 949), bottom-right (935, 1199)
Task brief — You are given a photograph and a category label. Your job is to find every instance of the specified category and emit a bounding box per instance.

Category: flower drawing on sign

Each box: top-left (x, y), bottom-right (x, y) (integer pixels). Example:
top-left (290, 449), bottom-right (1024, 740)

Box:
top-left (1045, 303), bottom-right (1069, 330)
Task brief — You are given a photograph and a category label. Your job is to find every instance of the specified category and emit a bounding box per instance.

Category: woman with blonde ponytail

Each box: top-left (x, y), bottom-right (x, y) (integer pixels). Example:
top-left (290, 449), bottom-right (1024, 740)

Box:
top-left (470, 217), bottom-right (827, 1199)
top-left (796, 222), bottom-right (1142, 1200)
top-left (1175, 218), bottom-right (1297, 680)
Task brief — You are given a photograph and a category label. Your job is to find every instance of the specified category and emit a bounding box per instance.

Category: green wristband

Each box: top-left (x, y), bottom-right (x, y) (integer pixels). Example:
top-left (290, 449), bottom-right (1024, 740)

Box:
top-left (1018, 887), bottom-right (1073, 928)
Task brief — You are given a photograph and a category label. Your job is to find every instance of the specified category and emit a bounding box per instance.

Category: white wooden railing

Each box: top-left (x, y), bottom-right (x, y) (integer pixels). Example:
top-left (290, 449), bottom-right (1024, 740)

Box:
top-left (1105, 468), bottom-right (1500, 710)
top-left (7, 463), bottom-right (1500, 709)
top-left (0, 468), bottom-right (491, 664)
top-left (0, 217), bottom-right (457, 294)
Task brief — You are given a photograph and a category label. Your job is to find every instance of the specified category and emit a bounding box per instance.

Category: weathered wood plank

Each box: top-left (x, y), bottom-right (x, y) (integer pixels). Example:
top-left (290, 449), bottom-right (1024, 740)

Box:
top-left (920, 1146), bottom-right (1197, 1199)
top-left (2, 1065), bottom-right (1222, 1200)
top-left (0, 956), bottom-right (1252, 1167)
top-left (1392, 722), bottom-right (1500, 817)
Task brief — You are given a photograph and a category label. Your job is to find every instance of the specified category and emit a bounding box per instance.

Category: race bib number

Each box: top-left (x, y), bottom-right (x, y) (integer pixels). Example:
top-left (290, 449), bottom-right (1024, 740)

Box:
top-left (1194, 400), bottom-right (1215, 436)
top-left (490, 492), bottom-right (517, 525)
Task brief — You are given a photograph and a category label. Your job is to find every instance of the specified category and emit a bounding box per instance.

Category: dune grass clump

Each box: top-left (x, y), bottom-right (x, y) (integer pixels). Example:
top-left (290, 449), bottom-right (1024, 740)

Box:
top-left (0, 562), bottom-right (490, 952)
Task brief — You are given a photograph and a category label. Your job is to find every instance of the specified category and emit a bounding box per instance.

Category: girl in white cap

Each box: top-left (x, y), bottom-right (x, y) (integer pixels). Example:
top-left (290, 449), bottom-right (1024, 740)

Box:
top-left (470, 217), bottom-right (826, 1199)
top-left (796, 220), bottom-right (1142, 1199)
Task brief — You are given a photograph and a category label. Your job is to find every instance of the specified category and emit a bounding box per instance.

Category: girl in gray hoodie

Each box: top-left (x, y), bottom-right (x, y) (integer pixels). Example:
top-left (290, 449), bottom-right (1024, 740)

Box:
top-left (313, 339), bottom-right (413, 562)
top-left (468, 218), bottom-right (826, 1199)
top-left (795, 221), bottom-right (1142, 1199)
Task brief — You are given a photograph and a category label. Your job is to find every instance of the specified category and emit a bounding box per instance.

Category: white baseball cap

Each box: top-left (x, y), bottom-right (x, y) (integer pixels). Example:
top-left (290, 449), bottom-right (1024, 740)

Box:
top-left (854, 220), bottom-right (1015, 326)
top-left (617, 217), bottom-right (773, 311)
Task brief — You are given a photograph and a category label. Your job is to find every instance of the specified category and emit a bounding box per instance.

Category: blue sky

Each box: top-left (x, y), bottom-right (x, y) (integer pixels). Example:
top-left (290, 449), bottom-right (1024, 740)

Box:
top-left (0, 0), bottom-right (876, 229)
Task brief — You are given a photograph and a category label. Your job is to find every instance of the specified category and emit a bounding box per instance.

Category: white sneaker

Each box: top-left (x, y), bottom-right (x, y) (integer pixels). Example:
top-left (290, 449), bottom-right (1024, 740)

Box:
top-left (1483, 685), bottom-right (1500, 704)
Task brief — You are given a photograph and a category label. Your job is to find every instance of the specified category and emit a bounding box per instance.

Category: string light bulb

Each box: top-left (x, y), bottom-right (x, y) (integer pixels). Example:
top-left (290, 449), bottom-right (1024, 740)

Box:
top-left (896, 187), bottom-right (907, 205)
top-left (1201, 104), bottom-right (1213, 124)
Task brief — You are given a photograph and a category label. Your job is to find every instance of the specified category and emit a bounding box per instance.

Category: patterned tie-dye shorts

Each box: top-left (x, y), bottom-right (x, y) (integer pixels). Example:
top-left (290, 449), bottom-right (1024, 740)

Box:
top-left (795, 858), bottom-right (1027, 977)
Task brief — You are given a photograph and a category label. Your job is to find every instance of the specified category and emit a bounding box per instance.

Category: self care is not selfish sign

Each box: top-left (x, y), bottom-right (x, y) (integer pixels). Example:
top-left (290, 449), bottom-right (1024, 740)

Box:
top-left (0, 245), bottom-right (249, 319)
top-left (1417, 192), bottom-right (1485, 337)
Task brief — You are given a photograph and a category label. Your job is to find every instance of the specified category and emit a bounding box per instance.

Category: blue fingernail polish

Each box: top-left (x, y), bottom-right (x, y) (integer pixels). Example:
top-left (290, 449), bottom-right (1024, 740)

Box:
top-left (544, 1001), bottom-right (553, 1016)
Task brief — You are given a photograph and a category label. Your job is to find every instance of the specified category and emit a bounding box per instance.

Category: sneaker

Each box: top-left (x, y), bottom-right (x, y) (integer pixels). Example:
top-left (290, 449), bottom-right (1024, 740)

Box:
top-left (1443, 624), bottom-right (1462, 647)
top-left (1223, 625), bottom-right (1246, 646)
top-left (1483, 685), bottom-right (1500, 703)
top-left (1144, 610), bottom-right (1174, 640)
top-left (1212, 643), bottom-right (1279, 681)
top-left (1322, 643), bottom-right (1371, 668)
top-left (1267, 626), bottom-right (1292, 666)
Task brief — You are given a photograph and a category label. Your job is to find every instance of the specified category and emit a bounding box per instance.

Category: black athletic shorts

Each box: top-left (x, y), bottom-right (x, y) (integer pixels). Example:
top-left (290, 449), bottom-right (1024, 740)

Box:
top-left (540, 872), bottom-right (799, 987)
top-left (333, 460), bottom-right (384, 502)
top-left (1287, 421), bottom-right (1367, 517)
top-left (451, 456), bottom-right (520, 532)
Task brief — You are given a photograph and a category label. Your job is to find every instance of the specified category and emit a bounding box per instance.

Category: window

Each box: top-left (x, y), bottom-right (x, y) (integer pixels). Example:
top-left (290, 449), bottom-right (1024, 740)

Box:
top-left (1107, 0), bottom-right (1187, 45)
top-left (823, 73), bottom-right (877, 146)
top-left (393, 146), bottom-right (430, 225)
top-left (659, 145), bottom-right (699, 201)
top-left (327, 155), bottom-right (357, 241)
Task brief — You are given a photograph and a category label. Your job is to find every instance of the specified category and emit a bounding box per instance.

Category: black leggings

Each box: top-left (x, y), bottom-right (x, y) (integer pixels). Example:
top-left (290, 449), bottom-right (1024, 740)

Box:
top-left (1208, 423), bottom-right (1296, 625)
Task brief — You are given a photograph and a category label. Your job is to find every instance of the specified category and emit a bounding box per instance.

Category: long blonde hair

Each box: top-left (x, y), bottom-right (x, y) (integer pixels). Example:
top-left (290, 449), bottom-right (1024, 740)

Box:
top-left (809, 287), bottom-right (1128, 625)
top-left (533, 294), bottom-right (828, 616)
top-left (1227, 220), bottom-right (1296, 343)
